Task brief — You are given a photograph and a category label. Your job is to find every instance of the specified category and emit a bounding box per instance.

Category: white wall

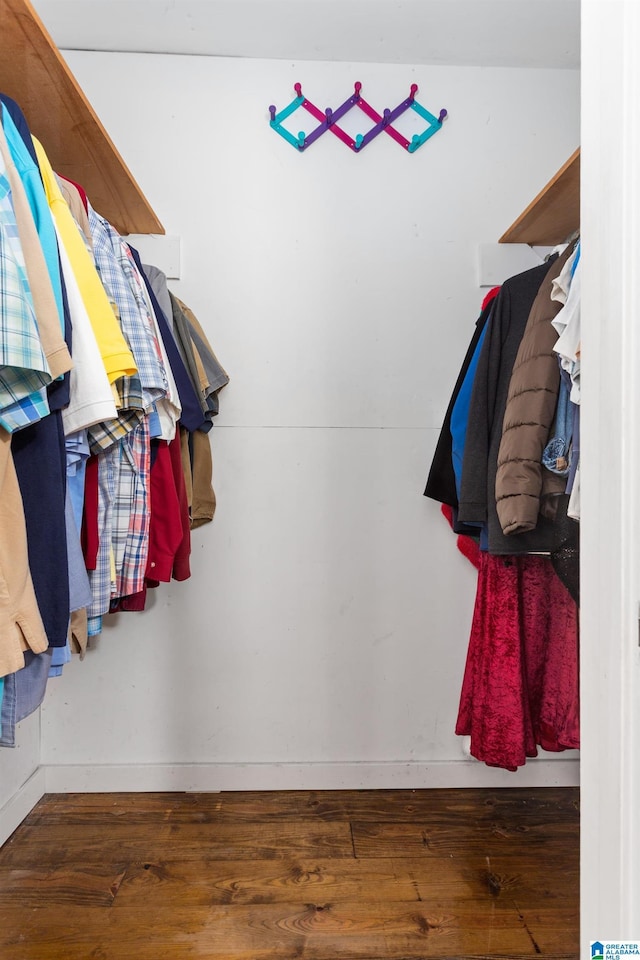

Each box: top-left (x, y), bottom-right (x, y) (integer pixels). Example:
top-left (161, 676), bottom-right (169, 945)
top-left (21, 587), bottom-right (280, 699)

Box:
top-left (580, 0), bottom-right (640, 938)
top-left (32, 0), bottom-right (581, 68)
top-left (0, 712), bottom-right (43, 841)
top-left (0, 712), bottom-right (39, 805)
top-left (32, 52), bottom-right (580, 787)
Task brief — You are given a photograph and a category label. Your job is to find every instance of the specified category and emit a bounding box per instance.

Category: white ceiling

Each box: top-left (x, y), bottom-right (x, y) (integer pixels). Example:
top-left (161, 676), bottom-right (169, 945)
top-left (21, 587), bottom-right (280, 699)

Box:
top-left (31, 0), bottom-right (580, 68)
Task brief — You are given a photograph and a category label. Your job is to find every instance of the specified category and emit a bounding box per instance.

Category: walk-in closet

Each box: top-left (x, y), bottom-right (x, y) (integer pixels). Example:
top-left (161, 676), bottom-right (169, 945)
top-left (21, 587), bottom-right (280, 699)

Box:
top-left (0, 1), bottom-right (638, 956)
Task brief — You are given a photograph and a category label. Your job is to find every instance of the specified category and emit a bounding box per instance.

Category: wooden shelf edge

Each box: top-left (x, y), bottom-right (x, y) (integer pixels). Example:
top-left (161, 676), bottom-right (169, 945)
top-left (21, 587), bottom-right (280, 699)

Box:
top-left (499, 147), bottom-right (580, 246)
top-left (0, 0), bottom-right (164, 236)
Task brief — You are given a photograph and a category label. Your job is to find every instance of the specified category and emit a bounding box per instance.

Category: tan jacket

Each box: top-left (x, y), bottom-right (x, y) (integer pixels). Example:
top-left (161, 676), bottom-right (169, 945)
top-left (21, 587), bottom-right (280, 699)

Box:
top-left (0, 430), bottom-right (49, 676)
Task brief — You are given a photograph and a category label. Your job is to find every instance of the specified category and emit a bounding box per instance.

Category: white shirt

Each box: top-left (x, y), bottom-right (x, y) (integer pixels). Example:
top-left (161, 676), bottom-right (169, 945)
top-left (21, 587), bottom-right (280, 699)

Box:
top-left (551, 247), bottom-right (581, 404)
top-left (57, 221), bottom-right (118, 435)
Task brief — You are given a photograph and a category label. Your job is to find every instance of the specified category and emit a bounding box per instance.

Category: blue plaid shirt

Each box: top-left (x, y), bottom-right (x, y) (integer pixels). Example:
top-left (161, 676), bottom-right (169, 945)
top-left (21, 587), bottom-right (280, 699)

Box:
top-left (0, 171), bottom-right (51, 432)
top-left (89, 207), bottom-right (168, 414)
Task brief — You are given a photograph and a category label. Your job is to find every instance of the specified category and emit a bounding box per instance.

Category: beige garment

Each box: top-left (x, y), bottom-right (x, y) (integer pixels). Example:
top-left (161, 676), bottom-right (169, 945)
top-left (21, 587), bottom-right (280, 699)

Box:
top-left (191, 428), bottom-right (216, 527)
top-left (179, 427), bottom-right (216, 527)
top-left (180, 426), bottom-right (193, 511)
top-left (69, 607), bottom-right (88, 658)
top-left (57, 176), bottom-right (93, 249)
top-left (173, 300), bottom-right (222, 527)
top-left (0, 123), bottom-right (73, 381)
top-left (190, 340), bottom-right (210, 396)
top-left (0, 429), bottom-right (49, 677)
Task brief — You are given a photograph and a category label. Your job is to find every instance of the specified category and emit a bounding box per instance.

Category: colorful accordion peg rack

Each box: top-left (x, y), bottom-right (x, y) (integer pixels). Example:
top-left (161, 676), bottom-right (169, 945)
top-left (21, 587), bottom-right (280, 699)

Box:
top-left (268, 82), bottom-right (447, 153)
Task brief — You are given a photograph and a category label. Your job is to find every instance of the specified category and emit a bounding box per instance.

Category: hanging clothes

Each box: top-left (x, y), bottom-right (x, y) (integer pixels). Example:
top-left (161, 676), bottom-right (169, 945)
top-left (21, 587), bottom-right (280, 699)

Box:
top-left (0, 94), bottom-right (228, 746)
top-left (424, 287), bottom-right (499, 509)
top-left (458, 259), bottom-right (566, 555)
top-left (456, 553), bottom-right (579, 770)
top-left (425, 246), bottom-right (581, 771)
top-left (494, 245), bottom-right (574, 536)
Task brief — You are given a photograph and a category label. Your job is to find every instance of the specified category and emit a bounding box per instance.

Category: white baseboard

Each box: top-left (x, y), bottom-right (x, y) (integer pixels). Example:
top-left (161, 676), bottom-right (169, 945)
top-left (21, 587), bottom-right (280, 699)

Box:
top-left (43, 758), bottom-right (580, 793)
top-left (0, 767), bottom-right (46, 846)
top-left (0, 760), bottom-right (580, 838)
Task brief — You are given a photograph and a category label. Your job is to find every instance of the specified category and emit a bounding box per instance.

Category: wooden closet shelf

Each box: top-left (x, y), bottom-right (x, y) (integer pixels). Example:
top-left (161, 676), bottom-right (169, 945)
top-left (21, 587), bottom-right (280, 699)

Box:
top-left (0, 0), bottom-right (164, 235)
top-left (500, 147), bottom-right (580, 246)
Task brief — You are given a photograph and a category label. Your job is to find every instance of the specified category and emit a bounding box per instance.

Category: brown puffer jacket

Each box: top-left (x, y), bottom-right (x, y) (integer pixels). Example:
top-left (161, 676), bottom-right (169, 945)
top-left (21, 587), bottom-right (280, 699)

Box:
top-left (495, 245), bottom-right (574, 536)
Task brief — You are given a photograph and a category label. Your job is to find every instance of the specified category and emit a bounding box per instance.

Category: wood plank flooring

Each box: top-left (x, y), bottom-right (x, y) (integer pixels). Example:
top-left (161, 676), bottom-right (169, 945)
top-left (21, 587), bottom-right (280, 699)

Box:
top-left (0, 788), bottom-right (579, 960)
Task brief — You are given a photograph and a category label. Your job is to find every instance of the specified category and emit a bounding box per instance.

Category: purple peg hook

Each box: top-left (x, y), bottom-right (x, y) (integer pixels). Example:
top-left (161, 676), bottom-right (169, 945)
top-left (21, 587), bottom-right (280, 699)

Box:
top-left (325, 107), bottom-right (333, 127)
top-left (438, 109), bottom-right (448, 123)
top-left (382, 108), bottom-right (391, 126)
top-left (268, 105), bottom-right (276, 122)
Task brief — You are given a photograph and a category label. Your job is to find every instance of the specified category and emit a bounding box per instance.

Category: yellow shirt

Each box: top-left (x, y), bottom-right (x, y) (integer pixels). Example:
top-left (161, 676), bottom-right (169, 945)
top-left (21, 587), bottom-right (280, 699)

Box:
top-left (32, 138), bottom-right (136, 384)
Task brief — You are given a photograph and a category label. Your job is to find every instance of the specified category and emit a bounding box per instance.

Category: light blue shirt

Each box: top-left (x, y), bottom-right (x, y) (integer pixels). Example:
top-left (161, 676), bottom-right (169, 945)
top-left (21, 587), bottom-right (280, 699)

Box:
top-left (2, 104), bottom-right (65, 333)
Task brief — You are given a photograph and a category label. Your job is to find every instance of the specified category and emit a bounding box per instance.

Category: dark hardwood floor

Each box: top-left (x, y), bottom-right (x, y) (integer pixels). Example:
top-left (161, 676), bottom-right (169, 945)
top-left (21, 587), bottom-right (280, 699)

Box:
top-left (0, 787), bottom-right (579, 959)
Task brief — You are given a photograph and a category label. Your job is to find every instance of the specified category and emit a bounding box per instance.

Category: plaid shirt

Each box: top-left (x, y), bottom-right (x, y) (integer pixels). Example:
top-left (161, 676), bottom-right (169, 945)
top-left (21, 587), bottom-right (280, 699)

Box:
top-left (81, 214), bottom-right (151, 453)
top-left (87, 417), bottom-right (151, 615)
top-left (87, 408), bottom-right (143, 456)
top-left (87, 439), bottom-right (118, 617)
top-left (89, 207), bottom-right (168, 414)
top-left (87, 375), bottom-right (145, 455)
top-left (0, 388), bottom-right (49, 432)
top-left (0, 174), bottom-right (51, 432)
top-left (112, 416), bottom-right (151, 599)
